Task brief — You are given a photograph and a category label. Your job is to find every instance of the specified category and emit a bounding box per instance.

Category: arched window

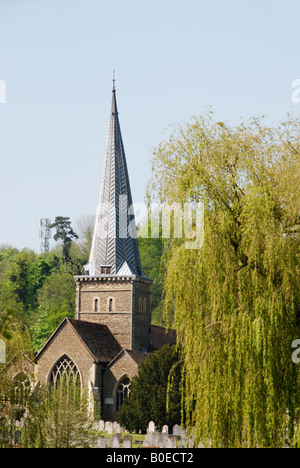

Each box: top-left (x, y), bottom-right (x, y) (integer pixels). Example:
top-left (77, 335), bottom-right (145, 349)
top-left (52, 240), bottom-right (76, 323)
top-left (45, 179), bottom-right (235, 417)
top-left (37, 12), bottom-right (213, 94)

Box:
top-left (94, 299), bottom-right (99, 312)
top-left (11, 372), bottom-right (31, 407)
top-left (116, 377), bottom-right (131, 411)
top-left (109, 298), bottom-right (114, 312)
top-left (50, 355), bottom-right (81, 389)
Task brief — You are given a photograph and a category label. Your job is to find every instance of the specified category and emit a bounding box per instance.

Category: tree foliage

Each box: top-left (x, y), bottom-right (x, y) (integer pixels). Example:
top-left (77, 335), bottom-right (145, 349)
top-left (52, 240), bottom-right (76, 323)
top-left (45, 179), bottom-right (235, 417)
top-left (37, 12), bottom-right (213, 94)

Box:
top-left (117, 345), bottom-right (182, 433)
top-left (22, 383), bottom-right (94, 448)
top-left (50, 217), bottom-right (79, 269)
top-left (149, 113), bottom-right (300, 447)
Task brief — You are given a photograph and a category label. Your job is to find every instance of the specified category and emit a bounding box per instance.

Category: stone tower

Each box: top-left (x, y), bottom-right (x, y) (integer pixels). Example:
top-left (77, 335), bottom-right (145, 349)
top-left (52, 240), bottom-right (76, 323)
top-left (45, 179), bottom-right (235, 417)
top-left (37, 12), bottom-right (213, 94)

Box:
top-left (75, 83), bottom-right (152, 352)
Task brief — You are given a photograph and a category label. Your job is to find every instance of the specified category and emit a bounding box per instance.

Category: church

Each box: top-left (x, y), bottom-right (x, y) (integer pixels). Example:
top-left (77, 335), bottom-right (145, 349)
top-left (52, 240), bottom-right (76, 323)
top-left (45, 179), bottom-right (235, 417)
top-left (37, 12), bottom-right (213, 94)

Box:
top-left (32, 82), bottom-right (176, 421)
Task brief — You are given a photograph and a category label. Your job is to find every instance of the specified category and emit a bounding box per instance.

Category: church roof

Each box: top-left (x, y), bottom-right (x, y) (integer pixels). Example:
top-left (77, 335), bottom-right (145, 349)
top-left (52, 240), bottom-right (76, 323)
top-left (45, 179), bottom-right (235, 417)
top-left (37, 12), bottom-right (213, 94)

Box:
top-left (106, 348), bottom-right (148, 370)
top-left (35, 318), bottom-right (122, 365)
top-left (68, 319), bottom-right (122, 364)
top-left (86, 85), bottom-right (144, 277)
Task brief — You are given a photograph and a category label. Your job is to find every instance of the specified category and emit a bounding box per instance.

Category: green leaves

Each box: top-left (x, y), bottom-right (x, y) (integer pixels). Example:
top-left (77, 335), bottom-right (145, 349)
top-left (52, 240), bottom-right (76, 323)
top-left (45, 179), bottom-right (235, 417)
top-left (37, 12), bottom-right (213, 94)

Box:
top-left (50, 217), bottom-right (79, 269)
top-left (117, 346), bottom-right (182, 433)
top-left (150, 113), bottom-right (300, 447)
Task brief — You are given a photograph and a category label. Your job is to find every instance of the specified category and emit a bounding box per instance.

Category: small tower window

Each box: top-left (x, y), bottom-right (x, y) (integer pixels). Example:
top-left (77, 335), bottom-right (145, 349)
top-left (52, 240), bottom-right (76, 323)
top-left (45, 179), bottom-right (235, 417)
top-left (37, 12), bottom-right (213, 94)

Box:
top-left (109, 298), bottom-right (113, 312)
top-left (95, 299), bottom-right (99, 312)
top-left (101, 266), bottom-right (112, 275)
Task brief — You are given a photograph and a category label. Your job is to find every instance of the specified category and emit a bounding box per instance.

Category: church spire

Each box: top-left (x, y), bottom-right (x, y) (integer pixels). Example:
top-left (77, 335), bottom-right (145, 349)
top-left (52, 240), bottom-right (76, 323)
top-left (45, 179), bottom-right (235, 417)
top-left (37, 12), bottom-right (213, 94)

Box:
top-left (86, 83), bottom-right (143, 277)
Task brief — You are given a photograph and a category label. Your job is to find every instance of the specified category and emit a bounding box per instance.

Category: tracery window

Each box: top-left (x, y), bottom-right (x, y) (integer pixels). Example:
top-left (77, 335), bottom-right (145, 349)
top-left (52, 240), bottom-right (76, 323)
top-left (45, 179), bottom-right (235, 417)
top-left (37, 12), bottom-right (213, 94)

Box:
top-left (49, 355), bottom-right (81, 389)
top-left (11, 372), bottom-right (31, 407)
top-left (116, 377), bottom-right (131, 411)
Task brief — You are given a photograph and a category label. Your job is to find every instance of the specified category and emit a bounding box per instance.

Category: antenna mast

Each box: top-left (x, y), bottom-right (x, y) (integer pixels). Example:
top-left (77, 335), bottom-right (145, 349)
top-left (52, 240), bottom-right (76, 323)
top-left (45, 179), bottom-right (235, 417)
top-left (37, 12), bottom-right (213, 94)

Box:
top-left (39, 219), bottom-right (51, 253)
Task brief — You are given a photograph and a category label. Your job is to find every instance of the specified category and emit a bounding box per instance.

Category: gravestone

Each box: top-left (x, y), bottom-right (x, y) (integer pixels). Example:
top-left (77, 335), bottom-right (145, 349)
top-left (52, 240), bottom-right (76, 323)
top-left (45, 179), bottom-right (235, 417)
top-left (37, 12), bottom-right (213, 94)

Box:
top-left (105, 421), bottom-right (113, 435)
top-left (113, 421), bottom-right (121, 434)
top-left (112, 434), bottom-right (121, 448)
top-left (103, 437), bottom-right (111, 448)
top-left (153, 432), bottom-right (162, 447)
top-left (166, 436), bottom-right (177, 449)
top-left (172, 424), bottom-right (181, 436)
top-left (96, 437), bottom-right (104, 448)
top-left (123, 435), bottom-right (132, 448)
top-left (148, 421), bottom-right (155, 434)
top-left (180, 438), bottom-right (187, 448)
top-left (162, 425), bottom-right (169, 434)
top-left (99, 420), bottom-right (105, 432)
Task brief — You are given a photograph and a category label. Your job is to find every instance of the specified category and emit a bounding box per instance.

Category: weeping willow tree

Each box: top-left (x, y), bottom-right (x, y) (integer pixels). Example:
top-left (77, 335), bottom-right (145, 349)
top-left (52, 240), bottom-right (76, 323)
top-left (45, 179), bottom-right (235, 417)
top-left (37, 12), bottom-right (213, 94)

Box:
top-left (149, 113), bottom-right (300, 448)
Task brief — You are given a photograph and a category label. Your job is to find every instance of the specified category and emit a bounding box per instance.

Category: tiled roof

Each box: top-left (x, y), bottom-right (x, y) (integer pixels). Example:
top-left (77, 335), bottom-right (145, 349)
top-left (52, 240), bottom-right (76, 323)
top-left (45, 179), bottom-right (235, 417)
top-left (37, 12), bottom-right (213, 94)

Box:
top-left (125, 349), bottom-right (148, 365)
top-left (68, 319), bottom-right (122, 364)
top-left (150, 325), bottom-right (177, 351)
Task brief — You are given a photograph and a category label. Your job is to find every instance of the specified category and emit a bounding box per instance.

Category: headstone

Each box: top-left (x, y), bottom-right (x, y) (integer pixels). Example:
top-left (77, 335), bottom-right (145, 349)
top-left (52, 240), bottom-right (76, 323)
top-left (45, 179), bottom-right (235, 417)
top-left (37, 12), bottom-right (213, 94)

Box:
top-left (99, 420), bottom-right (105, 432)
top-left (180, 438), bottom-right (187, 448)
top-left (96, 437), bottom-right (104, 448)
top-left (105, 421), bottom-right (113, 435)
top-left (123, 435), bottom-right (132, 448)
top-left (148, 421), bottom-right (156, 434)
top-left (145, 433), bottom-right (155, 446)
top-left (162, 425), bottom-right (169, 434)
top-left (173, 424), bottom-right (181, 436)
top-left (103, 437), bottom-right (111, 448)
top-left (166, 436), bottom-right (177, 449)
top-left (112, 434), bottom-right (121, 448)
top-left (113, 421), bottom-right (121, 434)
top-left (180, 428), bottom-right (186, 439)
top-left (153, 432), bottom-right (162, 447)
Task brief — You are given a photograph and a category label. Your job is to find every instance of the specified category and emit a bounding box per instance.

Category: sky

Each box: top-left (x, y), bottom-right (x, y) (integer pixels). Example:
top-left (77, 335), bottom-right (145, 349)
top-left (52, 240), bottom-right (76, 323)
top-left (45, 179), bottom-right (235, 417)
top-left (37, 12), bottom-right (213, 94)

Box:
top-left (0, 0), bottom-right (300, 252)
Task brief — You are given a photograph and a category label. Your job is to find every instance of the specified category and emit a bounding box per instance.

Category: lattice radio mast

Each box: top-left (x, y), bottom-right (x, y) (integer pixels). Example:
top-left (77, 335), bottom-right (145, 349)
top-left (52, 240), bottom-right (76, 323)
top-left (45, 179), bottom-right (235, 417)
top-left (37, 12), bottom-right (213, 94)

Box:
top-left (39, 219), bottom-right (51, 253)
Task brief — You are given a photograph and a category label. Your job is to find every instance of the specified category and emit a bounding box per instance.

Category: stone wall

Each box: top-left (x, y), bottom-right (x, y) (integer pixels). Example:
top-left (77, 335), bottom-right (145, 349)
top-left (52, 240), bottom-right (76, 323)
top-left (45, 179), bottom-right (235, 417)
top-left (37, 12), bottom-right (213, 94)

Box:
top-left (76, 276), bottom-right (152, 352)
top-left (102, 351), bottom-right (140, 421)
top-left (35, 320), bottom-right (96, 387)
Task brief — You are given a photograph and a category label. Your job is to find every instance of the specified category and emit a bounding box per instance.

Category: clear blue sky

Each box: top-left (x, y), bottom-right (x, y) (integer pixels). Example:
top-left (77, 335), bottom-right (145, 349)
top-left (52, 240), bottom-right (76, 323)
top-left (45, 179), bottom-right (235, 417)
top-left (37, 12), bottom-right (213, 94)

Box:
top-left (0, 0), bottom-right (300, 252)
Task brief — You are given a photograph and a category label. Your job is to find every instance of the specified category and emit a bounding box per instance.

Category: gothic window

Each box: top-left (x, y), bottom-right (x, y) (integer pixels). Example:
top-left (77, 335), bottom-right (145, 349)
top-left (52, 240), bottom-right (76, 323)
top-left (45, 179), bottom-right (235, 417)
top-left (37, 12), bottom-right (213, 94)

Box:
top-left (11, 372), bottom-right (31, 407)
top-left (49, 355), bottom-right (81, 389)
top-left (116, 377), bottom-right (131, 411)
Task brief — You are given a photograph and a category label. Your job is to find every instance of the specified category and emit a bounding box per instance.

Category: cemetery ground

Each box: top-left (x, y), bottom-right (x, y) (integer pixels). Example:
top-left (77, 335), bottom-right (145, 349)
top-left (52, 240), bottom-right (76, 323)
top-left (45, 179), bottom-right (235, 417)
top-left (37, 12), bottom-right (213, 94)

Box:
top-left (92, 421), bottom-right (193, 449)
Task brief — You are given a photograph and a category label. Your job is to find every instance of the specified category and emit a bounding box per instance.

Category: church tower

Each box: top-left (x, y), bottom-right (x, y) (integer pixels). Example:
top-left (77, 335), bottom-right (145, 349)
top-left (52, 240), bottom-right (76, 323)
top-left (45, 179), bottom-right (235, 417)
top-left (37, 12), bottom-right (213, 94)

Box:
top-left (75, 81), bottom-right (152, 352)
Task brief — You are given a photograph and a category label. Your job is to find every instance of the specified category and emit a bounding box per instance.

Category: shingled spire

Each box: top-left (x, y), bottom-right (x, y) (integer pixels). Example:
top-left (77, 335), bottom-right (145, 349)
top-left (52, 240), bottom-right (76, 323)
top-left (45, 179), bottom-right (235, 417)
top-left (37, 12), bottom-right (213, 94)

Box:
top-left (86, 82), bottom-right (143, 277)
